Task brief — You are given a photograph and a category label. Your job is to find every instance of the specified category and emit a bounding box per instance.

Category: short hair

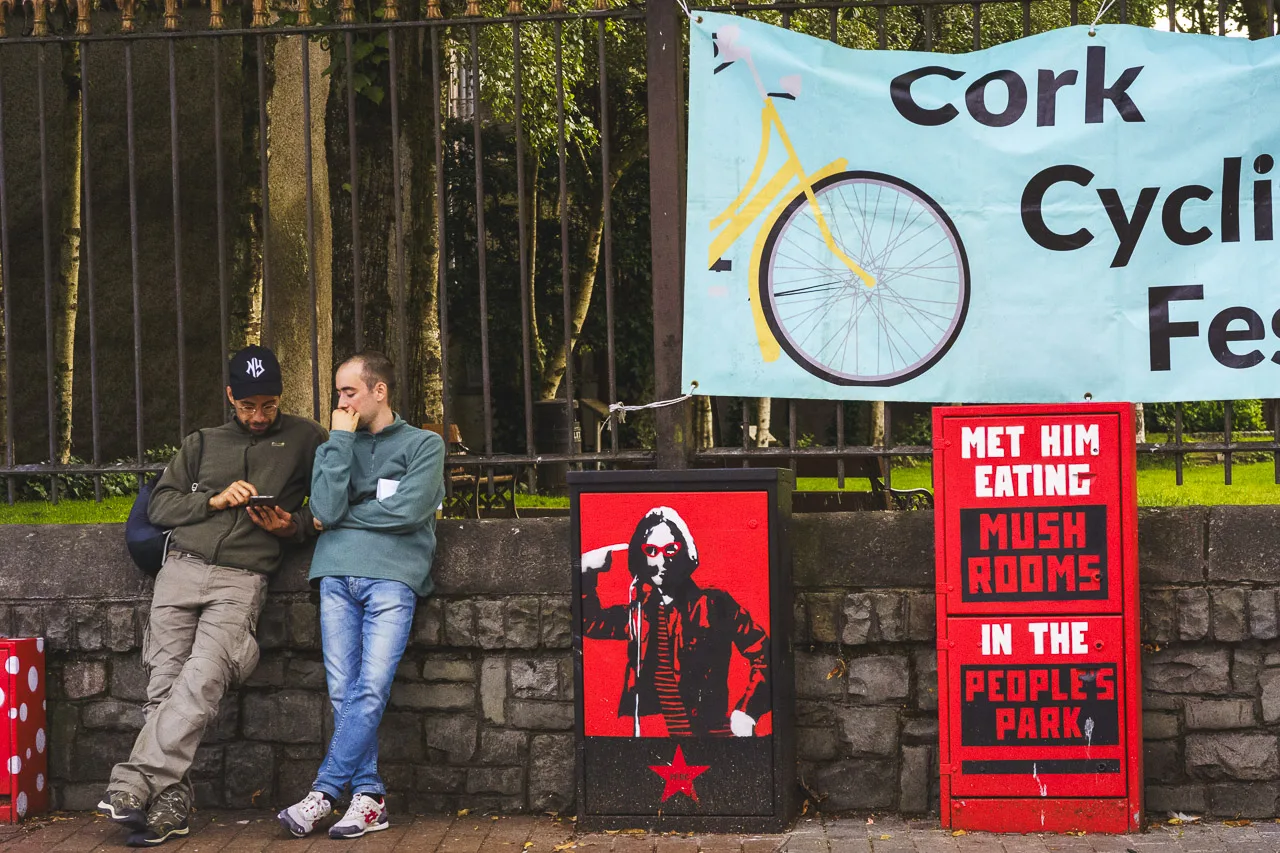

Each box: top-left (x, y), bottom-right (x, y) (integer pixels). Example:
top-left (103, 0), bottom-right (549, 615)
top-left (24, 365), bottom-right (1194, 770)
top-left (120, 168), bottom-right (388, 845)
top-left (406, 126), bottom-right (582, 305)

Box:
top-left (340, 350), bottom-right (396, 397)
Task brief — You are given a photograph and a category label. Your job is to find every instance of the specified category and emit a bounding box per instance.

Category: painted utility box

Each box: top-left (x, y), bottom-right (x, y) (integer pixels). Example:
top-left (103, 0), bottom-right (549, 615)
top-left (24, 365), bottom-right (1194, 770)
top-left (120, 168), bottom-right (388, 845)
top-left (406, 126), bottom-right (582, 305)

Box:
top-left (932, 404), bottom-right (1142, 833)
top-left (569, 470), bottom-right (795, 833)
top-left (1, 637), bottom-right (49, 823)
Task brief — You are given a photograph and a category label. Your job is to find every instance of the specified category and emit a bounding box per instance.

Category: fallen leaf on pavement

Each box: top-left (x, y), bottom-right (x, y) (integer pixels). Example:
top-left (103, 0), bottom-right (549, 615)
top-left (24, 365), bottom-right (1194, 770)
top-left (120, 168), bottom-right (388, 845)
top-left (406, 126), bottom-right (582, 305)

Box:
top-left (1224, 819), bottom-right (1252, 827)
top-left (951, 830), bottom-right (966, 836)
top-left (457, 809), bottom-right (470, 817)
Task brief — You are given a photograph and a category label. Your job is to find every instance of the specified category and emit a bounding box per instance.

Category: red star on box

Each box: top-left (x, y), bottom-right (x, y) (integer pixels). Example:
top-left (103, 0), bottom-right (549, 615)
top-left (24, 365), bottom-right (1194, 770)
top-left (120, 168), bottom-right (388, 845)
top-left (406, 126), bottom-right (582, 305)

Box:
top-left (648, 745), bottom-right (710, 803)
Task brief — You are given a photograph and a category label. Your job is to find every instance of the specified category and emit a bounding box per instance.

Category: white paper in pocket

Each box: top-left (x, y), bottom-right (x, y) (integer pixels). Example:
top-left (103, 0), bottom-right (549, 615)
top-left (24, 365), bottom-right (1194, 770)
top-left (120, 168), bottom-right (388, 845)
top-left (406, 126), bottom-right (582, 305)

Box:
top-left (377, 478), bottom-right (400, 501)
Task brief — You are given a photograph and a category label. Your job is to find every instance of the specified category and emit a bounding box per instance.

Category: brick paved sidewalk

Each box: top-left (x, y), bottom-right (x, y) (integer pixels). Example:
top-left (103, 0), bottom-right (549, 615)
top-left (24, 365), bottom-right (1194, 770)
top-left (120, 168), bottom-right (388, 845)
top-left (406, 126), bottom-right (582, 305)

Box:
top-left (0, 811), bottom-right (1276, 852)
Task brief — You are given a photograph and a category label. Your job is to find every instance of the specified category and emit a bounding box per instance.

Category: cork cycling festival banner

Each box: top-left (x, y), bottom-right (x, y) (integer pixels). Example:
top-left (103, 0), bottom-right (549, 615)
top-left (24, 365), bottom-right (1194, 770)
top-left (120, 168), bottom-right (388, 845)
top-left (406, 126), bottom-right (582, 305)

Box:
top-left (683, 14), bottom-right (1280, 402)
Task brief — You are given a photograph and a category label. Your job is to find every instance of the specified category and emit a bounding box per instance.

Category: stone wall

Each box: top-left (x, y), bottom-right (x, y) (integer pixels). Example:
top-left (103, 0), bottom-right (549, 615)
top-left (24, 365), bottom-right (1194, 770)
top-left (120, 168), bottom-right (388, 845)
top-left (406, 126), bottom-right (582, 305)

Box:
top-left (2, 507), bottom-right (1280, 817)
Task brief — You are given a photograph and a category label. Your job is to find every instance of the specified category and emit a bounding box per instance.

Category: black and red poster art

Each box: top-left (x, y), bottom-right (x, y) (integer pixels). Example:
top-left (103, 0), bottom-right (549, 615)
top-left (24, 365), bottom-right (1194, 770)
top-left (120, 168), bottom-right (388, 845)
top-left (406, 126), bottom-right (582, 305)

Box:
top-left (933, 404), bottom-right (1142, 834)
top-left (570, 470), bottom-right (795, 833)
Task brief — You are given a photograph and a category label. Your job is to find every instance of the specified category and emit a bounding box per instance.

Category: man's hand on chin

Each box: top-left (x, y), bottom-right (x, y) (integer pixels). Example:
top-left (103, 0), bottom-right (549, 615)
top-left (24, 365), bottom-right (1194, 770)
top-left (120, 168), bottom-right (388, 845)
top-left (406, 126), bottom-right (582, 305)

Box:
top-left (330, 409), bottom-right (359, 433)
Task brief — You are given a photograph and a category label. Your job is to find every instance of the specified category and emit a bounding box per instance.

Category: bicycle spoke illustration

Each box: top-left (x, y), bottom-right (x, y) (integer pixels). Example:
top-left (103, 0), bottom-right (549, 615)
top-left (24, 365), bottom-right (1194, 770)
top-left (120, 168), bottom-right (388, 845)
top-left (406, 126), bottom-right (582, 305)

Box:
top-left (705, 24), bottom-right (970, 386)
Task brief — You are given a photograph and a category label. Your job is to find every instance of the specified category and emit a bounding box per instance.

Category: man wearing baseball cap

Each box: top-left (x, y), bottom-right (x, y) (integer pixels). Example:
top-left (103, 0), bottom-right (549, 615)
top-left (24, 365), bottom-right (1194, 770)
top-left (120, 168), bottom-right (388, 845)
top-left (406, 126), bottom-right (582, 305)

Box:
top-left (99, 345), bottom-right (327, 847)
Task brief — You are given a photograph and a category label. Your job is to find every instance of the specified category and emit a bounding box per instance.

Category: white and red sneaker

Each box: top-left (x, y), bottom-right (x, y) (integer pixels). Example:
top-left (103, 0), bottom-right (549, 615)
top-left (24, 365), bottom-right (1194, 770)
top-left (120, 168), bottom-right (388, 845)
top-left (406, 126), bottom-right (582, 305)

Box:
top-left (328, 793), bottom-right (389, 839)
top-left (277, 790), bottom-right (332, 838)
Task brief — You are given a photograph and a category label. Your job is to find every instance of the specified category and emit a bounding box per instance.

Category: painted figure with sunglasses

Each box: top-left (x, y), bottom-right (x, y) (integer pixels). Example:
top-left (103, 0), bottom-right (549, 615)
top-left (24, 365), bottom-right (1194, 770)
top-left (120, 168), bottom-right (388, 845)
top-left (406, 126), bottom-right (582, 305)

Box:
top-left (580, 506), bottom-right (771, 738)
top-left (99, 345), bottom-right (326, 847)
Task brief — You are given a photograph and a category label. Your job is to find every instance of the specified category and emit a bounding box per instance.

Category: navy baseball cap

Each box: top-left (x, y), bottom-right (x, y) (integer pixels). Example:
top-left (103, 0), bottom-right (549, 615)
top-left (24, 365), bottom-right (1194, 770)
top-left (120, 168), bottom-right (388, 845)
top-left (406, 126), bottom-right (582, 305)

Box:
top-left (229, 345), bottom-right (283, 399)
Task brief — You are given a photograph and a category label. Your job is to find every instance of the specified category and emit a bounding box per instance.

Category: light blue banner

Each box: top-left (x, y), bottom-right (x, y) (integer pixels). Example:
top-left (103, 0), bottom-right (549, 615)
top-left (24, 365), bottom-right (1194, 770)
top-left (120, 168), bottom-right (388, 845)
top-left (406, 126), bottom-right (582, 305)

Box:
top-left (683, 14), bottom-right (1280, 402)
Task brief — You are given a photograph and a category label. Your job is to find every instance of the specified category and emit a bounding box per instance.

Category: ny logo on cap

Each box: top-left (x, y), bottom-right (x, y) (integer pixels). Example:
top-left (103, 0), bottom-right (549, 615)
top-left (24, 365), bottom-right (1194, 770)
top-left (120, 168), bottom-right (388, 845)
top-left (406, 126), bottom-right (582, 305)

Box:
top-left (246, 357), bottom-right (265, 378)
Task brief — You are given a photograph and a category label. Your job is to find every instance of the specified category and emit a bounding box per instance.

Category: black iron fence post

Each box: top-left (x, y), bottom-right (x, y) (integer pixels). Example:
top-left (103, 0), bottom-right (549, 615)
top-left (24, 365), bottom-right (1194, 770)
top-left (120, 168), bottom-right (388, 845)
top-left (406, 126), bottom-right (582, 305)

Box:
top-left (646, 0), bottom-right (692, 469)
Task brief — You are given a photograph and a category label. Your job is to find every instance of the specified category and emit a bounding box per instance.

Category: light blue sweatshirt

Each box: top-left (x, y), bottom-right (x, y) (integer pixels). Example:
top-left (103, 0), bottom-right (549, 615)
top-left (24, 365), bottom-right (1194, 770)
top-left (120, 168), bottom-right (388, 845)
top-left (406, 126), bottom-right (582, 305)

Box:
top-left (308, 416), bottom-right (446, 596)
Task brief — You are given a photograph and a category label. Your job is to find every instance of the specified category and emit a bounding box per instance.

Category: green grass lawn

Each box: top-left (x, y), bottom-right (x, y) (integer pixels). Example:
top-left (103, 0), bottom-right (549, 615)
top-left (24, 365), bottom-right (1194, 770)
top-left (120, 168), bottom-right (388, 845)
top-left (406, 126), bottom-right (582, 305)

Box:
top-left (0, 458), bottom-right (1275, 523)
top-left (799, 458), bottom-right (1280, 506)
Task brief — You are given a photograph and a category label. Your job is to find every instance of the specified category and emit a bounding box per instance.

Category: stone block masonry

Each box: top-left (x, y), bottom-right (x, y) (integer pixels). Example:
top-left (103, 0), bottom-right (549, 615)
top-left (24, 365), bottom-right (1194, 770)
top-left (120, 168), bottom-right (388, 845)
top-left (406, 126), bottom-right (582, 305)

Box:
top-left (2, 507), bottom-right (1279, 817)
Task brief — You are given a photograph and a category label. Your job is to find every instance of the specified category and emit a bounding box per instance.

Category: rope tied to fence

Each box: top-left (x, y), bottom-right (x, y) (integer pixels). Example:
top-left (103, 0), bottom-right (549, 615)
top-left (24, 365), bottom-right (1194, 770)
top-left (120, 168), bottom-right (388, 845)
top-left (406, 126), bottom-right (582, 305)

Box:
top-left (608, 382), bottom-right (698, 423)
top-left (676, 0), bottom-right (701, 24)
top-left (1089, 0), bottom-right (1118, 35)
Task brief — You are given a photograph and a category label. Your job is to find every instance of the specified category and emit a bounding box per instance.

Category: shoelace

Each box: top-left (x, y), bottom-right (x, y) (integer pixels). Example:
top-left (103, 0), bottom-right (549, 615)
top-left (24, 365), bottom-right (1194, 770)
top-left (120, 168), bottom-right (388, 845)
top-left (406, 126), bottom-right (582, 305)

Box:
top-left (342, 795), bottom-right (379, 823)
top-left (300, 793), bottom-right (328, 819)
top-left (151, 791), bottom-right (187, 824)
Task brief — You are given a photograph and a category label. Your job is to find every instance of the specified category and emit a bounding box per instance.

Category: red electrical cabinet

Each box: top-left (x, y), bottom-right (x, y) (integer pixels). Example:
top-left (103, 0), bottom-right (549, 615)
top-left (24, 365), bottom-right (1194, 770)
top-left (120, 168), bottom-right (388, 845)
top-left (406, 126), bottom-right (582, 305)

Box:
top-left (933, 404), bottom-right (1142, 834)
top-left (1, 637), bottom-right (49, 823)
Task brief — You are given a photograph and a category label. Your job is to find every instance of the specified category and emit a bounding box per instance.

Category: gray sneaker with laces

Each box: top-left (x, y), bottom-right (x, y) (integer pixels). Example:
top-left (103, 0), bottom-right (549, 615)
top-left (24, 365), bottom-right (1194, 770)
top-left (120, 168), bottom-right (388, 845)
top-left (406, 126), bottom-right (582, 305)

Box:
top-left (97, 790), bottom-right (147, 830)
top-left (278, 790), bottom-right (333, 837)
top-left (126, 787), bottom-right (190, 847)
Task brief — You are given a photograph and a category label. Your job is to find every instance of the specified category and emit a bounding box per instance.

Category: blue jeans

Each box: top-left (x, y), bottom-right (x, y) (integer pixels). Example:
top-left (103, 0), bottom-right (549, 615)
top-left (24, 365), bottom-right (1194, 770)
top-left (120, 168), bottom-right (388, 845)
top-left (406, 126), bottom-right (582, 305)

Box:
top-left (313, 576), bottom-right (417, 800)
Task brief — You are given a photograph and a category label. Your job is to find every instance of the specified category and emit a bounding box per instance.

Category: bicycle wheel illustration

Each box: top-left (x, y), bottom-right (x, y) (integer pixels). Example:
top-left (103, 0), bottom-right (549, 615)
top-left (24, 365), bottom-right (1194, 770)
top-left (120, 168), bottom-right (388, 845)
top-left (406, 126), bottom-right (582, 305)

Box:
top-left (759, 171), bottom-right (970, 386)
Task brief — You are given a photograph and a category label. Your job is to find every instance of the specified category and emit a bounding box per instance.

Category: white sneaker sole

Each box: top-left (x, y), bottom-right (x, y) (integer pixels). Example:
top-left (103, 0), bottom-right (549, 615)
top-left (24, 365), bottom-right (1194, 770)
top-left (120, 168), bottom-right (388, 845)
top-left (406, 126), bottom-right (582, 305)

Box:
top-left (329, 819), bottom-right (389, 839)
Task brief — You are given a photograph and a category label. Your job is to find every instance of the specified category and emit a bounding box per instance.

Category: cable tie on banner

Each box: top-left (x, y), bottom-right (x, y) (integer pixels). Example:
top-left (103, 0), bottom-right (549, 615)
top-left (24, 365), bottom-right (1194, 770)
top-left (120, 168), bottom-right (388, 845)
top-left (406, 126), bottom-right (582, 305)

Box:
top-left (1089, 0), bottom-right (1117, 35)
top-left (608, 382), bottom-right (698, 424)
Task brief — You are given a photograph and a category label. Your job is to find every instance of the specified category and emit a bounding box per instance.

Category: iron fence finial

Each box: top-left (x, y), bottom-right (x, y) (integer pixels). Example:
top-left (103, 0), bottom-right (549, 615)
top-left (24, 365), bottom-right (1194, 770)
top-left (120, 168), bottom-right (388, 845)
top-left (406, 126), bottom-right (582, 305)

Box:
top-left (210, 0), bottom-right (224, 27)
top-left (252, 0), bottom-right (269, 28)
top-left (31, 0), bottom-right (49, 37)
top-left (75, 0), bottom-right (91, 34)
top-left (382, 0), bottom-right (398, 21)
top-left (164, 0), bottom-right (179, 30)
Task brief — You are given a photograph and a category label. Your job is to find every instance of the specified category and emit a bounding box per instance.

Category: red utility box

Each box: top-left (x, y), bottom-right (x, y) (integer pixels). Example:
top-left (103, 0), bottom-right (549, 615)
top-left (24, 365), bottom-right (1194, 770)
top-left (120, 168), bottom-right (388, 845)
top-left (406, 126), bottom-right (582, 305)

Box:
top-left (933, 404), bottom-right (1142, 833)
top-left (1, 638), bottom-right (49, 823)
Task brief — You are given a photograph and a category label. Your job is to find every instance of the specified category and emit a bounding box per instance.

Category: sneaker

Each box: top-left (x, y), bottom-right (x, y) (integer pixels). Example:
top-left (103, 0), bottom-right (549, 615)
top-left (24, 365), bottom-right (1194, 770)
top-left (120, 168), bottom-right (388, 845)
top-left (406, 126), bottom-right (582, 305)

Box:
top-left (97, 790), bottom-right (147, 830)
top-left (328, 792), bottom-right (389, 839)
top-left (126, 786), bottom-right (190, 847)
top-left (277, 790), bottom-right (333, 837)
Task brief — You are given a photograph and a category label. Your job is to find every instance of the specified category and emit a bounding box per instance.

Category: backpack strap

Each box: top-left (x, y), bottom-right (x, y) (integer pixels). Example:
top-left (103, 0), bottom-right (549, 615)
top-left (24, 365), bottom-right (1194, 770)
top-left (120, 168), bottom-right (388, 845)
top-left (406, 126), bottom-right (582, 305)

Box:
top-left (186, 428), bottom-right (206, 493)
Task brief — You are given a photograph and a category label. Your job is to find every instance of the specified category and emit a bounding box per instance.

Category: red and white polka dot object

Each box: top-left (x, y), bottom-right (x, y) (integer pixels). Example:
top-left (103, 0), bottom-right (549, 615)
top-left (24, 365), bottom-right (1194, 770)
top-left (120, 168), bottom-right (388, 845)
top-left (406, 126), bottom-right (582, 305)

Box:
top-left (1, 638), bottom-right (48, 823)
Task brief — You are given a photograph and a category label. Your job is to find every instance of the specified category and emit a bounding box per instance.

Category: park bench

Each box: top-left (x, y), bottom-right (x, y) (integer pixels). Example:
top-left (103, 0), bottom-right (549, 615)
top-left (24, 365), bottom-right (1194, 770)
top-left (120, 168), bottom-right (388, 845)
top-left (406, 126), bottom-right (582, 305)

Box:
top-left (422, 423), bottom-right (520, 519)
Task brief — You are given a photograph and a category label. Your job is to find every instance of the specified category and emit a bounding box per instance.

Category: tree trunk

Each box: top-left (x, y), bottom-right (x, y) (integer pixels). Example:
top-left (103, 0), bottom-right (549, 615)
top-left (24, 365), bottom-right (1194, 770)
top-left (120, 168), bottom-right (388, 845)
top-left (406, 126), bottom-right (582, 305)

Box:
top-left (1241, 0), bottom-right (1270, 38)
top-left (755, 397), bottom-right (773, 447)
top-left (231, 26), bottom-right (266, 353)
top-left (1134, 402), bottom-right (1146, 444)
top-left (54, 46), bottom-right (83, 464)
top-left (694, 395), bottom-right (714, 450)
top-left (265, 35), bottom-right (333, 424)
top-left (538, 157), bottom-right (632, 401)
top-left (528, 154), bottom-right (544, 381)
top-left (870, 400), bottom-right (886, 445)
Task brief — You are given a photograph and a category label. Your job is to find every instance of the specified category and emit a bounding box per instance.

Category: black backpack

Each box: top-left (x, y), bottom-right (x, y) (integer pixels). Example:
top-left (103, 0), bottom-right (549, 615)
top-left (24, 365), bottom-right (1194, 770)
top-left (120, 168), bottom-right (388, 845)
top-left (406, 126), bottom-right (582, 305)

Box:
top-left (125, 431), bottom-right (203, 576)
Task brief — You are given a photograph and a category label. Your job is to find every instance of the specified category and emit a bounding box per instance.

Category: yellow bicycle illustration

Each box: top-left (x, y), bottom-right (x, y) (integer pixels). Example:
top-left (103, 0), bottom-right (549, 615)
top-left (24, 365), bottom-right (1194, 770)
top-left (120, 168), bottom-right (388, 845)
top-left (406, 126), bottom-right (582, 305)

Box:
top-left (707, 25), bottom-right (970, 386)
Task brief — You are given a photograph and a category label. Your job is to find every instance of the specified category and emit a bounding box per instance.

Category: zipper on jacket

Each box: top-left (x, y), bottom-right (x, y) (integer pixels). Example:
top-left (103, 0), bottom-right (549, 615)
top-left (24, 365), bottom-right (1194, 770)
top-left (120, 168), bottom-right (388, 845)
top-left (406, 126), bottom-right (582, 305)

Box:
top-left (212, 439), bottom-right (253, 565)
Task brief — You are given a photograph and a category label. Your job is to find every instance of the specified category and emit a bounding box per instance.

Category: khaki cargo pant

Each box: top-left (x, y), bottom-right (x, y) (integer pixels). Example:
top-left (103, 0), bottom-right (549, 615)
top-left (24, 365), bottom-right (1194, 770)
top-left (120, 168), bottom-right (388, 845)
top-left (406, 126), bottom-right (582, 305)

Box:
top-left (109, 551), bottom-right (268, 804)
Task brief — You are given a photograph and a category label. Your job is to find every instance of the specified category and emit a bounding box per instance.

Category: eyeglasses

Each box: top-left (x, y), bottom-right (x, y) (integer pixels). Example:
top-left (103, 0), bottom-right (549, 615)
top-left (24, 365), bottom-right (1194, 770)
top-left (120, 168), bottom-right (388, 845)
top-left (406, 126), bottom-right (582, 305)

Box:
top-left (234, 401), bottom-right (280, 417)
top-left (641, 542), bottom-right (682, 558)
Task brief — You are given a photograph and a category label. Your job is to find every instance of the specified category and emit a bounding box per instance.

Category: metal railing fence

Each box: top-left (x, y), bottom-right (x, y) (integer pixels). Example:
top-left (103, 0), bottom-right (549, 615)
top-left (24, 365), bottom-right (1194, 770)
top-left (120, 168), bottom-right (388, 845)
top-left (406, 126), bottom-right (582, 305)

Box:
top-left (0, 0), bottom-right (1271, 505)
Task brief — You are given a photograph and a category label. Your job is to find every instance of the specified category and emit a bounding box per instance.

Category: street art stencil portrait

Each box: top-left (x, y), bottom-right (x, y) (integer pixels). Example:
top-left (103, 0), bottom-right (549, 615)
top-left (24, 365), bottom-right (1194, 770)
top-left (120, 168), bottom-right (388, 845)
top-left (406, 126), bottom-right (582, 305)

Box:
top-left (578, 492), bottom-right (772, 741)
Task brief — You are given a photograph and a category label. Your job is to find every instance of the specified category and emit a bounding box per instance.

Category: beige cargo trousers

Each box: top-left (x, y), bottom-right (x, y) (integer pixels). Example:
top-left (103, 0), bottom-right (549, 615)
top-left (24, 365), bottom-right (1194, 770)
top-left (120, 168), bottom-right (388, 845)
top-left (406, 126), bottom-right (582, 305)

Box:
top-left (109, 551), bottom-right (268, 804)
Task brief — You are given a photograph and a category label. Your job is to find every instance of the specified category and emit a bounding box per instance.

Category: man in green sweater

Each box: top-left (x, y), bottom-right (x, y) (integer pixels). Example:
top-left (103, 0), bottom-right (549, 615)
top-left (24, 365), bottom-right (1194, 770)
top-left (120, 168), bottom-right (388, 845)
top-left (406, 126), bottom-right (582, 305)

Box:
top-left (278, 351), bottom-right (445, 840)
top-left (99, 345), bottom-right (327, 847)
